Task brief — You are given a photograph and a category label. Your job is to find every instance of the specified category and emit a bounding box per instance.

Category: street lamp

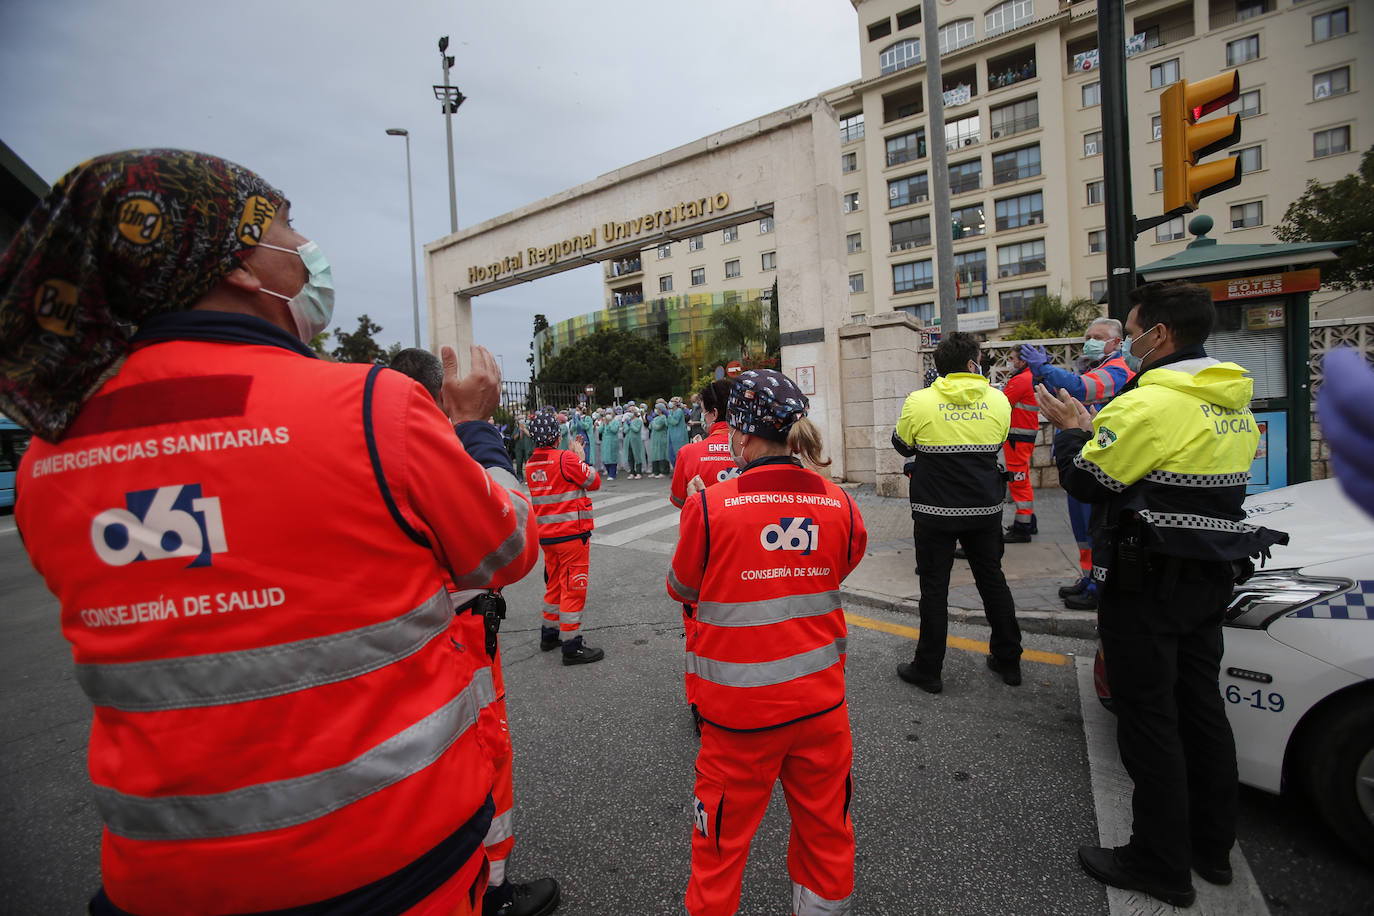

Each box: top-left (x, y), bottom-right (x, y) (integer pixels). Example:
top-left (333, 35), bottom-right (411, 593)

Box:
top-left (385, 128), bottom-right (422, 348)
top-left (434, 36), bottom-right (466, 234)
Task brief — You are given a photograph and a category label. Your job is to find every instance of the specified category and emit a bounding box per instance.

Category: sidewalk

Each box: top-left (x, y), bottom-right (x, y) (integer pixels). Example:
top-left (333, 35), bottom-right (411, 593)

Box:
top-left (840, 483), bottom-right (1099, 640)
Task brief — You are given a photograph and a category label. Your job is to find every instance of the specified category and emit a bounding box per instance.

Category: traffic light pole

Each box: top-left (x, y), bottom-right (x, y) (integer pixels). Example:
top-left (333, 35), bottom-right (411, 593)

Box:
top-left (1098, 0), bottom-right (1135, 324)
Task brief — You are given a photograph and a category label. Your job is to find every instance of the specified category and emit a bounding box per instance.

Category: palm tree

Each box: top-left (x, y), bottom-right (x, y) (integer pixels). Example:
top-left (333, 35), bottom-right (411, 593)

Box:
top-left (1007, 293), bottom-right (1100, 340)
top-left (707, 300), bottom-right (766, 361)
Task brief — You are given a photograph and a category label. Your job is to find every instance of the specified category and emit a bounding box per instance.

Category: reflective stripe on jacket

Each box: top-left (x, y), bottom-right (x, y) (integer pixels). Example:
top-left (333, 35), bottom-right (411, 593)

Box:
top-left (666, 457), bottom-right (868, 731)
top-left (16, 337), bottom-right (538, 914)
top-left (524, 446), bottom-right (600, 541)
top-left (893, 372), bottom-right (1011, 529)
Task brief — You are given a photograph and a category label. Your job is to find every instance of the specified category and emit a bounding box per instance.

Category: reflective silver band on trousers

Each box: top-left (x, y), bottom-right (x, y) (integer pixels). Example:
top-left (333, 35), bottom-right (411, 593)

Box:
top-left (535, 510), bottom-right (592, 525)
top-left (687, 638), bottom-right (847, 688)
top-left (75, 589), bottom-right (453, 712)
top-left (94, 666), bottom-right (496, 841)
top-left (793, 882), bottom-right (853, 916)
top-left (696, 590), bottom-right (841, 628)
top-left (454, 494), bottom-right (532, 588)
top-left (484, 808), bottom-right (513, 845)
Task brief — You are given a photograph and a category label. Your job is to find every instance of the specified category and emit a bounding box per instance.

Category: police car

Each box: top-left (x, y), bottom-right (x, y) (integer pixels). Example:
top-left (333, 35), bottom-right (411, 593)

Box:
top-left (1094, 477), bottom-right (1374, 863)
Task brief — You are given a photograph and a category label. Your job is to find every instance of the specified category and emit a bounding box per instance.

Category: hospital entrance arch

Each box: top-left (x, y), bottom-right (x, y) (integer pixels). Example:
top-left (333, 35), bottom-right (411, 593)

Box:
top-left (424, 98), bottom-right (860, 480)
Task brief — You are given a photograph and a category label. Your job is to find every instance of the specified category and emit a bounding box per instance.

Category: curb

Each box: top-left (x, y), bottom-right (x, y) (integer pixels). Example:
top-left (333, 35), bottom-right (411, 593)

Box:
top-left (842, 587), bottom-right (1100, 641)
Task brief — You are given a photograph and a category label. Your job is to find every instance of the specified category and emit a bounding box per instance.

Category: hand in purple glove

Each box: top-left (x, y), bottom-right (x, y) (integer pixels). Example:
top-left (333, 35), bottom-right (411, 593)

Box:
top-left (1318, 348), bottom-right (1374, 519)
top-left (1019, 344), bottom-right (1049, 373)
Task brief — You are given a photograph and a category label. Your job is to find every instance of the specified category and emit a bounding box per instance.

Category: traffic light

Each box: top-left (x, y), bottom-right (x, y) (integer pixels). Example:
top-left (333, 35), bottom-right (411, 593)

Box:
top-left (1160, 71), bottom-right (1243, 213)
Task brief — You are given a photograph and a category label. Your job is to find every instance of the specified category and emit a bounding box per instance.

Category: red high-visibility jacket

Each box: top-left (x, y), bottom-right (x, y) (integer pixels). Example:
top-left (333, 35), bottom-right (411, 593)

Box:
top-left (666, 457), bottom-right (868, 731)
top-left (1004, 366), bottom-right (1040, 445)
top-left (16, 336), bottom-right (537, 915)
top-left (669, 421), bottom-right (738, 508)
top-left (524, 446), bottom-right (600, 543)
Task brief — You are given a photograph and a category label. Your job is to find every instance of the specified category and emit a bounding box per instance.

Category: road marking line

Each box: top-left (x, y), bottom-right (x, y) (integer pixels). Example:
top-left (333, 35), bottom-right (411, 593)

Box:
top-left (843, 611), bottom-right (1070, 666)
top-left (0, 523), bottom-right (16, 537)
top-left (591, 499), bottom-right (675, 527)
top-left (588, 493), bottom-right (642, 511)
top-left (592, 511), bottom-right (681, 547)
top-left (1074, 657), bottom-right (1269, 916)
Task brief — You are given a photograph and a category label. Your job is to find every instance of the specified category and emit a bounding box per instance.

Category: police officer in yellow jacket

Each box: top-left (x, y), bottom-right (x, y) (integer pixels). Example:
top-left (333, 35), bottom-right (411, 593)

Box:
top-left (1038, 281), bottom-right (1287, 909)
top-left (892, 331), bottom-right (1023, 693)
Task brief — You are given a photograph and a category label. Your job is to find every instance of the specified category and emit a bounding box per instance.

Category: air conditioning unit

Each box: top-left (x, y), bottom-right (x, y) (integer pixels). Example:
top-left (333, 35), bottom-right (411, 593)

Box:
top-left (916, 194), bottom-right (929, 203)
top-left (999, 268), bottom-right (1014, 278)
top-left (964, 138), bottom-right (975, 146)
top-left (992, 129), bottom-right (1002, 139)
top-left (1027, 216), bottom-right (1042, 224)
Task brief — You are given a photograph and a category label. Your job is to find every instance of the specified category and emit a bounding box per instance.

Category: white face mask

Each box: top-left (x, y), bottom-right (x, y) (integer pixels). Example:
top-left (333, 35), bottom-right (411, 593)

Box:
top-left (257, 240), bottom-right (335, 344)
top-left (728, 428), bottom-right (747, 467)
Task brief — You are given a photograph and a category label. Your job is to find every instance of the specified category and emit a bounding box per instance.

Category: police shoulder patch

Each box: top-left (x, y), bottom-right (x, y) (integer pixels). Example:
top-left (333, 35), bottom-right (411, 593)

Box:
top-left (1096, 426), bottom-right (1117, 449)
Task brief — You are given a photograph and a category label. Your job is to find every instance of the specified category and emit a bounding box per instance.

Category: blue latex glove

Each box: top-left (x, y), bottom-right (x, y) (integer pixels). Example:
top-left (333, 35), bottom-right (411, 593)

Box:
top-left (1019, 344), bottom-right (1049, 373)
top-left (1318, 348), bottom-right (1374, 519)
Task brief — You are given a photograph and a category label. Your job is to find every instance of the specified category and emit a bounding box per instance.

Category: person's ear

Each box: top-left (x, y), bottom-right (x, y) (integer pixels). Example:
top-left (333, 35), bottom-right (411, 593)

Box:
top-left (221, 263), bottom-right (262, 294)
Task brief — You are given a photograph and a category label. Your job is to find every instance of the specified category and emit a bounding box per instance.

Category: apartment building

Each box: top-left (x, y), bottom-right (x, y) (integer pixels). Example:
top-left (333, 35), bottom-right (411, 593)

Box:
top-left (562, 0), bottom-right (1368, 364)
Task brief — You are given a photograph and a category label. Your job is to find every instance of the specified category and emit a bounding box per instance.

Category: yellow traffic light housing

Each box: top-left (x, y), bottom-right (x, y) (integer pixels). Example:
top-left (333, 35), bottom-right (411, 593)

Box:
top-left (1160, 71), bottom-right (1243, 213)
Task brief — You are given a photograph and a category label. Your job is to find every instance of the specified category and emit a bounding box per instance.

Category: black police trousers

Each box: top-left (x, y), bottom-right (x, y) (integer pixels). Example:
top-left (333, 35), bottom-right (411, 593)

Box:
top-left (1099, 557), bottom-right (1238, 882)
top-left (911, 518), bottom-right (1022, 674)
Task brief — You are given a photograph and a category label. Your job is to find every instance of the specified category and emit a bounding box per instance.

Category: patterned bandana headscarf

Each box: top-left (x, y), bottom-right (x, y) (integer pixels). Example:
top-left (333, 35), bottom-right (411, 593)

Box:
top-left (529, 412), bottom-right (560, 447)
top-left (0, 149), bottom-right (286, 441)
top-left (727, 369), bottom-right (809, 442)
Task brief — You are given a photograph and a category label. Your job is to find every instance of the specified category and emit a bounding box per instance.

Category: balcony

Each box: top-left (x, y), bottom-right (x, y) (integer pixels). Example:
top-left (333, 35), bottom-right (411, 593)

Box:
top-left (891, 236), bottom-right (932, 253)
top-left (987, 47), bottom-right (1037, 92)
top-left (606, 257), bottom-right (642, 280)
top-left (989, 113), bottom-right (1039, 141)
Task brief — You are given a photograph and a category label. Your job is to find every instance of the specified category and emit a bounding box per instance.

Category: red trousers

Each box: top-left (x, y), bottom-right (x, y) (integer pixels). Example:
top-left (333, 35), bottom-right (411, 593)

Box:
top-left (1002, 440), bottom-right (1034, 521)
top-left (540, 537), bottom-right (589, 635)
top-left (400, 850), bottom-right (488, 916)
top-left (683, 603), bottom-right (698, 706)
top-left (688, 705), bottom-right (854, 916)
top-left (452, 612), bottom-right (516, 893)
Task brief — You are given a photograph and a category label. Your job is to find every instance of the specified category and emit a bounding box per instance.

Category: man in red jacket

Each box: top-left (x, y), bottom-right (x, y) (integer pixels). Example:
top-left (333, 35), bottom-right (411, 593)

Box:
top-left (668, 369), bottom-right (868, 916)
top-left (1001, 348), bottom-right (1040, 542)
top-left (388, 349), bottom-right (560, 916)
top-left (524, 412), bottom-right (605, 665)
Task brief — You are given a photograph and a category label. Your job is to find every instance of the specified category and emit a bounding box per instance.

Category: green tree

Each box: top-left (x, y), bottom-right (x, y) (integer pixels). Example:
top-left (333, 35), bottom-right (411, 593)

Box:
top-left (707, 300), bottom-right (767, 362)
top-left (1005, 293), bottom-right (1099, 341)
top-left (308, 329), bottom-right (332, 357)
top-left (330, 314), bottom-right (389, 364)
top-left (538, 328), bottom-right (682, 400)
top-left (1275, 147), bottom-right (1374, 290)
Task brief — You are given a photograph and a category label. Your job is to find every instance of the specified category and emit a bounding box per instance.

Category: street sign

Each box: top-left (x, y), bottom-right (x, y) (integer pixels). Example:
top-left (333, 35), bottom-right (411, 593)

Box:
top-left (714, 365), bottom-right (726, 380)
top-left (726, 361), bottom-right (743, 377)
top-left (795, 365), bottom-right (816, 396)
top-left (584, 385), bottom-right (595, 394)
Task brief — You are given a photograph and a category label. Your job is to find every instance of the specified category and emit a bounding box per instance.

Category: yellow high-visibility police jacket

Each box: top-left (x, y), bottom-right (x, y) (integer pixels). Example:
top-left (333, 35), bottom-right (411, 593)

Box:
top-left (1056, 355), bottom-right (1287, 577)
top-left (893, 372), bottom-right (1011, 530)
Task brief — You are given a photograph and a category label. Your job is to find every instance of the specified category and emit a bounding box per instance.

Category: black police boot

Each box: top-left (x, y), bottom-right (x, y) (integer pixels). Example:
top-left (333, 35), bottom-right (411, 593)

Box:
top-left (1057, 576), bottom-right (1090, 599)
top-left (1078, 846), bottom-right (1195, 908)
top-left (539, 626), bottom-right (561, 652)
top-left (561, 635), bottom-right (605, 666)
top-left (482, 877), bottom-right (561, 916)
top-left (1063, 582), bottom-right (1099, 611)
top-left (986, 654), bottom-right (1022, 687)
top-left (896, 662), bottom-right (943, 694)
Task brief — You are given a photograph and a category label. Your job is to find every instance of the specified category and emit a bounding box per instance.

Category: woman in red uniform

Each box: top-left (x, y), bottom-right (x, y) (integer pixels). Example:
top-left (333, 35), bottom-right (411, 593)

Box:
top-left (668, 378), bottom-right (737, 724)
top-left (667, 370), bottom-right (867, 916)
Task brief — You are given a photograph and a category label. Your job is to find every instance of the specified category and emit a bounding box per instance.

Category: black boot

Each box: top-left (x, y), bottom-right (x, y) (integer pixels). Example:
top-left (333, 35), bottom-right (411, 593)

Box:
top-left (1057, 576), bottom-right (1090, 599)
top-left (1063, 582), bottom-right (1099, 611)
top-left (539, 626), bottom-right (561, 652)
top-left (561, 635), bottom-right (605, 666)
top-left (1003, 521), bottom-right (1033, 543)
top-left (482, 877), bottom-right (561, 916)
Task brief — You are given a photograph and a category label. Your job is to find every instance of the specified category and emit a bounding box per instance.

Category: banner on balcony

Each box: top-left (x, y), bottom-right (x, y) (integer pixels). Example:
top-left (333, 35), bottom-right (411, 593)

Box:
top-left (942, 84), bottom-right (972, 108)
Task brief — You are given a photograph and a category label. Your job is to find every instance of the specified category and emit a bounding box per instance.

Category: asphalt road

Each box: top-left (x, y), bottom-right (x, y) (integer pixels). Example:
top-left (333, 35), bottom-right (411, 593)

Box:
top-left (1, 478), bottom-right (1370, 915)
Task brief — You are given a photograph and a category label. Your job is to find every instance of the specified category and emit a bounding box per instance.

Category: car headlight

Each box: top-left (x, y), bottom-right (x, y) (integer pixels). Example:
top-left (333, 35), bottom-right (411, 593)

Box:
top-left (1226, 569), bottom-right (1354, 629)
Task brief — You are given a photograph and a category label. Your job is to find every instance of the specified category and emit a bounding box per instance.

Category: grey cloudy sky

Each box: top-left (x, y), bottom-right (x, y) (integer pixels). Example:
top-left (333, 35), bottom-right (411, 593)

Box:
top-left (0, 0), bottom-right (858, 379)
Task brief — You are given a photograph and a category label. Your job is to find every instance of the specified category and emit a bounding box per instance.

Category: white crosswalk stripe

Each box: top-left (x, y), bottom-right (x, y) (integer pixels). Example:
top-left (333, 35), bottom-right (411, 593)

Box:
top-left (585, 488), bottom-right (682, 555)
